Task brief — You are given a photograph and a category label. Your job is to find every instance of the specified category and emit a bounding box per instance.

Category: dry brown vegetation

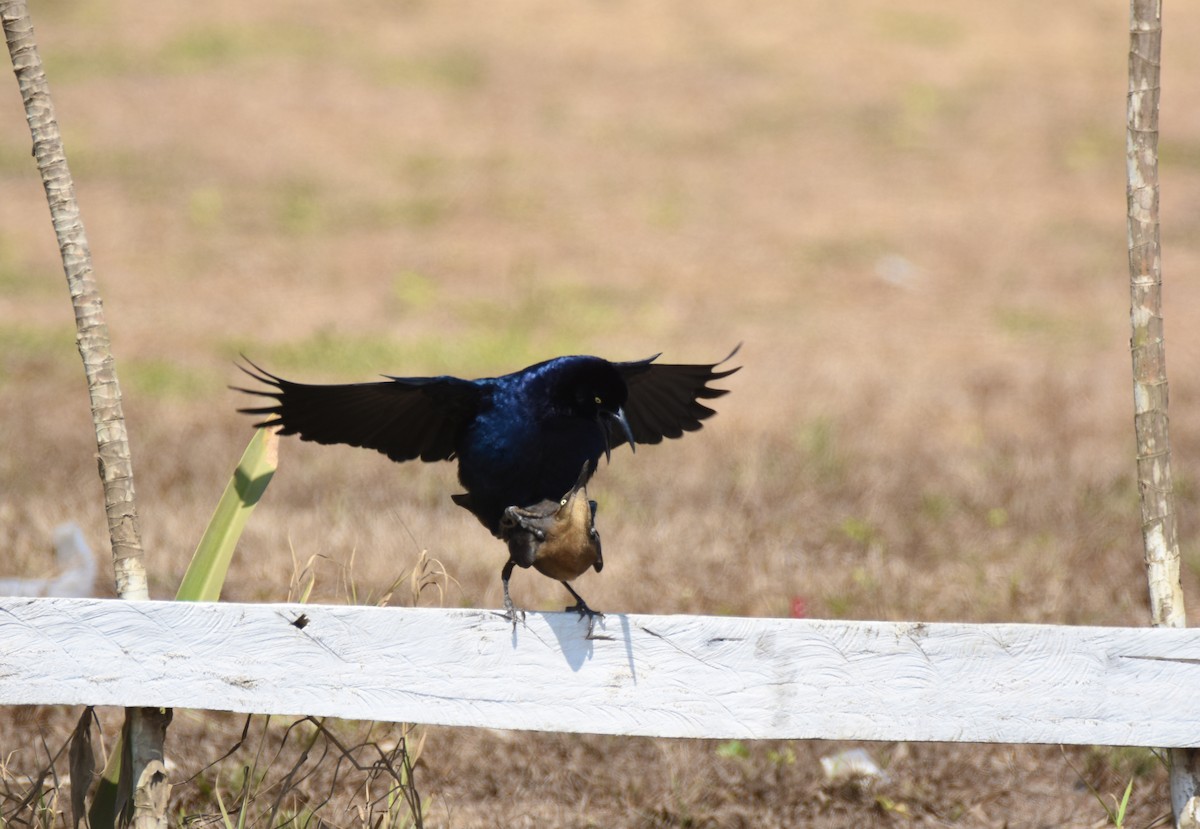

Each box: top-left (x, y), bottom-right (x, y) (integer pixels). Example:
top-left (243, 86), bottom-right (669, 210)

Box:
top-left (4, 0), bottom-right (1200, 825)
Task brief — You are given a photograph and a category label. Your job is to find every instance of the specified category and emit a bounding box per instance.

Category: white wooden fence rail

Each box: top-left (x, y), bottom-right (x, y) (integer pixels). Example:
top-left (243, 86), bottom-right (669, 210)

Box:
top-left (1, 597), bottom-right (1197, 748)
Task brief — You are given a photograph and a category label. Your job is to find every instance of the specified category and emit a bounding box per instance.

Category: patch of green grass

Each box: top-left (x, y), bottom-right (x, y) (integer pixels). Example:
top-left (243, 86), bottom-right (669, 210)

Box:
top-left (794, 417), bottom-right (842, 482)
top-left (231, 277), bottom-right (632, 382)
top-left (1007, 573), bottom-right (1024, 609)
top-left (379, 276), bottom-right (628, 373)
top-left (70, 147), bottom-right (160, 181)
top-left (55, 124), bottom-right (173, 185)
top-left (920, 492), bottom-right (954, 522)
top-left (235, 330), bottom-right (413, 378)
top-left (840, 516), bottom-right (877, 547)
top-left (462, 278), bottom-right (621, 344)
top-left (165, 27), bottom-right (257, 67)
top-left (767, 746), bottom-right (797, 766)
top-left (851, 565), bottom-right (877, 590)
top-left (715, 740), bottom-right (750, 761)
top-left (1173, 470), bottom-right (1195, 503)
top-left (406, 327), bottom-right (543, 376)
top-left (0, 325), bottom-right (75, 386)
top-left (124, 359), bottom-right (212, 400)
top-left (0, 324), bottom-right (74, 357)
top-left (1183, 542), bottom-right (1200, 580)
top-left (157, 24), bottom-right (325, 73)
top-left (391, 270), bottom-right (438, 313)
top-left (902, 83), bottom-right (949, 120)
top-left (262, 178), bottom-right (457, 236)
top-left (188, 186), bottom-right (225, 230)
top-left (40, 47), bottom-right (140, 81)
top-left (1160, 139), bottom-right (1200, 170)
top-left (1078, 477), bottom-right (1139, 517)
top-left (853, 79), bottom-right (971, 153)
top-left (236, 326), bottom-right (542, 381)
top-left (825, 593), bottom-right (853, 618)
top-left (890, 83), bottom-right (961, 150)
top-left (1088, 746), bottom-right (1162, 780)
top-left (1074, 747), bottom-right (1158, 828)
top-left (274, 178), bottom-right (326, 236)
top-left (0, 239), bottom-right (57, 296)
top-left (994, 306), bottom-right (1106, 346)
top-left (36, 23), bottom-right (327, 80)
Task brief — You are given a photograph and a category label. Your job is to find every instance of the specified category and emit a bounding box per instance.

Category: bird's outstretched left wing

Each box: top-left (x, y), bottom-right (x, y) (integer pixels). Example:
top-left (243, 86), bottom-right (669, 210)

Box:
top-left (235, 360), bottom-right (483, 463)
top-left (611, 344), bottom-right (741, 447)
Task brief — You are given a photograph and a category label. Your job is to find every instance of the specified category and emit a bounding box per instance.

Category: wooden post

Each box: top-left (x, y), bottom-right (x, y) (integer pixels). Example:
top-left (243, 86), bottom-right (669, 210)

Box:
top-left (1125, 1), bottom-right (1200, 825)
top-left (0, 3), bottom-right (169, 827)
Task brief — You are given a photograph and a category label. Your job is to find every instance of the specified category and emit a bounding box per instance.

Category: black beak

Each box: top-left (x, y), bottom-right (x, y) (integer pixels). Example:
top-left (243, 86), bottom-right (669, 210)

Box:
top-left (600, 407), bottom-right (636, 463)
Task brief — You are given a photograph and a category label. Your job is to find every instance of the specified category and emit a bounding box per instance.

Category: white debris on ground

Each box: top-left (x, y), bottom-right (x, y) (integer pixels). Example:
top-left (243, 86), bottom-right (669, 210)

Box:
top-left (0, 522), bottom-right (97, 598)
top-left (820, 747), bottom-right (889, 785)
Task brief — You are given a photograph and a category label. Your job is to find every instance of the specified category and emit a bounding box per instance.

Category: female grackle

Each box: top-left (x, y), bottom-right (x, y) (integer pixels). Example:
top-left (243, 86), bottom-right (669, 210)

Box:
top-left (236, 346), bottom-right (739, 615)
top-left (498, 462), bottom-right (603, 629)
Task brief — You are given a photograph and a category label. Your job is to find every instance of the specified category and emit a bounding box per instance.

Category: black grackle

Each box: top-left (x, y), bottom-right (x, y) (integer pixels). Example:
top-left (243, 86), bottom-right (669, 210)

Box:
top-left (236, 345), bottom-right (739, 613)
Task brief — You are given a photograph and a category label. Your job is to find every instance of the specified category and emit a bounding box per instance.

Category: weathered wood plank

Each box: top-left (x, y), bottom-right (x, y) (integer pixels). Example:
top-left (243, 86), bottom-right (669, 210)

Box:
top-left (1, 597), bottom-right (1198, 747)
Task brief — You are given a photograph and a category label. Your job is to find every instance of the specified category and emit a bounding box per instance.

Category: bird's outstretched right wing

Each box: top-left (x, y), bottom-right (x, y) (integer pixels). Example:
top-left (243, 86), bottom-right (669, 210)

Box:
top-left (611, 344), bottom-right (741, 447)
top-left (235, 360), bottom-right (483, 463)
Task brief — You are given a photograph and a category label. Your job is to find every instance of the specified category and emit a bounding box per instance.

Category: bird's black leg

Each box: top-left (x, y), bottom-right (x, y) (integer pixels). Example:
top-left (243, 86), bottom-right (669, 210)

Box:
top-left (561, 581), bottom-right (604, 637)
top-left (501, 559), bottom-right (524, 631)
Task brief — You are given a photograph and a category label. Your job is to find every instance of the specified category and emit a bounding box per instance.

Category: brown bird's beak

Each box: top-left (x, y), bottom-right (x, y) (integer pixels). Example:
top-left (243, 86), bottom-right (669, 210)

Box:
top-left (601, 406), bottom-right (635, 462)
top-left (572, 460), bottom-right (592, 492)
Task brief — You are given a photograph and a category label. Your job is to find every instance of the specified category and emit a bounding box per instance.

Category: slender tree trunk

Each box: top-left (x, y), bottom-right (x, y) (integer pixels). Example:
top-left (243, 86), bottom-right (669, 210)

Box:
top-left (1, 3), bottom-right (170, 827)
top-left (1, 0), bottom-right (147, 598)
top-left (1126, 1), bottom-right (1200, 825)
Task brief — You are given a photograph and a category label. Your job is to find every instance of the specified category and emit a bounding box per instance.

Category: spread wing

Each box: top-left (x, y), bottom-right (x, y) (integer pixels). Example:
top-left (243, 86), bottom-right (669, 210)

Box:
top-left (235, 359), bottom-right (483, 463)
top-left (611, 344), bottom-right (741, 447)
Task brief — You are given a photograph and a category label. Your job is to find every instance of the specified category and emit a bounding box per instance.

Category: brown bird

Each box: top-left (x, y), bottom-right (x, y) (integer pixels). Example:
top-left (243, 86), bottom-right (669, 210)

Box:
top-left (498, 463), bottom-right (603, 629)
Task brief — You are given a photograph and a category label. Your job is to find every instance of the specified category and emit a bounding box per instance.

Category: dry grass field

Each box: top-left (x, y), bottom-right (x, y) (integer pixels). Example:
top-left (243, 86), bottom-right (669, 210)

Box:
top-left (5, 0), bottom-right (1200, 825)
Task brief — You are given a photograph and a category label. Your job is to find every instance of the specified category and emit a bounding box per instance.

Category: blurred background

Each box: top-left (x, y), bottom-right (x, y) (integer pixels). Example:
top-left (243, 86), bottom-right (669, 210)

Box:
top-left (3, 0), bottom-right (1200, 825)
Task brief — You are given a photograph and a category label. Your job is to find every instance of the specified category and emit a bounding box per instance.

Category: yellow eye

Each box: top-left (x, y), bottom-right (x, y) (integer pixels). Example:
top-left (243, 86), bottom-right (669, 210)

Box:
top-left (594, 396), bottom-right (603, 405)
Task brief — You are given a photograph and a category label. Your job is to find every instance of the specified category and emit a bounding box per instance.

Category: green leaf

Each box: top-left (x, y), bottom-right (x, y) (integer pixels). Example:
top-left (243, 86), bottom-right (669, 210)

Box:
top-left (716, 740), bottom-right (749, 760)
top-left (87, 718), bottom-right (128, 829)
top-left (1113, 778), bottom-right (1133, 827)
top-left (176, 427), bottom-right (279, 601)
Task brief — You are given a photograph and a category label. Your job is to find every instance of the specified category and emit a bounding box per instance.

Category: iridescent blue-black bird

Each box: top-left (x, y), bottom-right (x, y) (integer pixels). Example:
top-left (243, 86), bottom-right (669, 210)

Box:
top-left (236, 346), bottom-right (739, 617)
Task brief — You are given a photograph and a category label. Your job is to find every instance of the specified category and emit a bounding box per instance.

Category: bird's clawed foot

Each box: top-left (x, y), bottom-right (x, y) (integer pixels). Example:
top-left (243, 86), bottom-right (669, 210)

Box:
top-left (562, 582), bottom-right (607, 639)
top-left (501, 600), bottom-right (526, 632)
top-left (500, 560), bottom-right (526, 632)
top-left (501, 505), bottom-right (548, 541)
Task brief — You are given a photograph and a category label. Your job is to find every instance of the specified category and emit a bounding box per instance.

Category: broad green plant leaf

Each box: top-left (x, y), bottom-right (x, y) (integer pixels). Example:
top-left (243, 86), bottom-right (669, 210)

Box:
top-left (176, 427), bottom-right (279, 601)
